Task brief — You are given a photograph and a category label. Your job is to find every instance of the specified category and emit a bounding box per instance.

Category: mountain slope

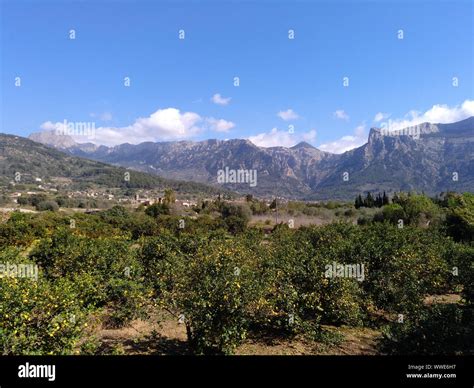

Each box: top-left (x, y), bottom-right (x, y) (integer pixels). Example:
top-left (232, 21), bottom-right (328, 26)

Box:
top-left (27, 117), bottom-right (474, 199)
top-left (0, 134), bottom-right (229, 195)
top-left (314, 118), bottom-right (474, 199)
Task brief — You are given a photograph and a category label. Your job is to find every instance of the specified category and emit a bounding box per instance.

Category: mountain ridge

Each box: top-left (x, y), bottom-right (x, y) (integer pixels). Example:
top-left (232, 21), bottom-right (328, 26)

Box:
top-left (25, 116), bottom-right (474, 199)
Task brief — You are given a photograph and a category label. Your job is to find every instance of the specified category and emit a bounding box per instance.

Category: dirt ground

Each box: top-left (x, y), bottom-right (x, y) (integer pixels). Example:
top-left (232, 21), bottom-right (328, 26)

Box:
top-left (89, 292), bottom-right (462, 355)
top-left (91, 310), bottom-right (382, 356)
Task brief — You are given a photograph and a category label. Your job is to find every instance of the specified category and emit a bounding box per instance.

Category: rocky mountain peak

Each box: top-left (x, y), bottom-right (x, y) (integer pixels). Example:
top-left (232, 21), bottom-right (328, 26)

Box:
top-left (291, 141), bottom-right (316, 150)
top-left (29, 130), bottom-right (77, 149)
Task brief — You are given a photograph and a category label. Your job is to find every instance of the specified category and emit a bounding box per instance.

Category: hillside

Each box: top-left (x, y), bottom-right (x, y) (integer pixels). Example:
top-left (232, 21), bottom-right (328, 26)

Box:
top-left (0, 133), bottom-right (229, 195)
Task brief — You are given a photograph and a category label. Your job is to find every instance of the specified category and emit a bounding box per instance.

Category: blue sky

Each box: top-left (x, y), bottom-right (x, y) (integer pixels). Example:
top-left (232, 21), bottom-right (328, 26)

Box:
top-left (1, 0), bottom-right (473, 152)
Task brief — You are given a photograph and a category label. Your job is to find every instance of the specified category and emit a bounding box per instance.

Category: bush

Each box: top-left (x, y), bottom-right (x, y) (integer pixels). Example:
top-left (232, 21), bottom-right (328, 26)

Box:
top-left (393, 193), bottom-right (440, 225)
top-left (381, 203), bottom-right (406, 224)
top-left (219, 202), bottom-right (251, 234)
top-left (355, 224), bottom-right (450, 314)
top-left (380, 304), bottom-right (473, 355)
top-left (0, 250), bottom-right (86, 355)
top-left (36, 200), bottom-right (59, 212)
top-left (344, 208), bottom-right (356, 217)
top-left (145, 203), bottom-right (170, 218)
top-left (174, 238), bottom-right (262, 354)
top-left (29, 229), bottom-right (148, 327)
top-left (105, 277), bottom-right (150, 328)
top-left (0, 212), bottom-right (37, 247)
top-left (444, 192), bottom-right (474, 242)
top-left (448, 244), bottom-right (474, 305)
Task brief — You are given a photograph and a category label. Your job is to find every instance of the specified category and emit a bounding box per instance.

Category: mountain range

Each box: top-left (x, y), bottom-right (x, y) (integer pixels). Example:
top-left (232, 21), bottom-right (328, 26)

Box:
top-left (27, 116), bottom-right (474, 199)
top-left (0, 133), bottom-right (227, 195)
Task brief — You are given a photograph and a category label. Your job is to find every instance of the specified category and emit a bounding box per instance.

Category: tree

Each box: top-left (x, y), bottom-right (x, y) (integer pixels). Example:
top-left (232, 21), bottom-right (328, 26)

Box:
top-left (163, 188), bottom-right (176, 205)
top-left (175, 239), bottom-right (261, 354)
top-left (36, 200), bottom-right (59, 212)
top-left (374, 193), bottom-right (382, 207)
top-left (382, 203), bottom-right (405, 224)
top-left (366, 192), bottom-right (374, 208)
top-left (30, 194), bottom-right (48, 207)
top-left (444, 193), bottom-right (474, 242)
top-left (145, 203), bottom-right (170, 218)
top-left (219, 202), bottom-right (251, 233)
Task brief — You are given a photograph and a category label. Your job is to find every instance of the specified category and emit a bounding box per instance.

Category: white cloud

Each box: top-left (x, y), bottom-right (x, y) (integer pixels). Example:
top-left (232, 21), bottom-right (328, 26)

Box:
top-left (40, 108), bottom-right (235, 146)
top-left (89, 112), bottom-right (113, 121)
top-left (354, 123), bottom-right (365, 137)
top-left (248, 128), bottom-right (316, 148)
top-left (374, 112), bottom-right (389, 122)
top-left (40, 121), bottom-right (58, 131)
top-left (333, 110), bottom-right (349, 121)
top-left (319, 123), bottom-right (366, 154)
top-left (277, 109), bottom-right (299, 121)
top-left (205, 117), bottom-right (235, 133)
top-left (211, 93), bottom-right (231, 106)
top-left (100, 112), bottom-right (113, 121)
top-left (318, 100), bottom-right (474, 154)
top-left (381, 100), bottom-right (474, 132)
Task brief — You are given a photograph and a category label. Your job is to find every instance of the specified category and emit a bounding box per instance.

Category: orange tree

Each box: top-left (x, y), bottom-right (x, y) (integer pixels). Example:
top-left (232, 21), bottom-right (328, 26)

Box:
top-left (140, 232), bottom-right (264, 354)
top-left (0, 248), bottom-right (86, 355)
top-left (29, 228), bottom-right (150, 327)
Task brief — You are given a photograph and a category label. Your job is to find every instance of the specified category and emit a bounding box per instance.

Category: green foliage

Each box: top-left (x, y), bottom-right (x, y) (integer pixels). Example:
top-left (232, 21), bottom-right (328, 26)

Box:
top-left (106, 277), bottom-right (150, 328)
top-left (381, 203), bottom-right (406, 224)
top-left (163, 188), bottom-right (176, 205)
top-left (392, 193), bottom-right (440, 225)
top-left (0, 189), bottom-right (471, 355)
top-left (36, 200), bottom-right (59, 212)
top-left (29, 229), bottom-right (149, 327)
top-left (145, 202), bottom-right (171, 218)
top-left (355, 192), bottom-right (389, 208)
top-left (448, 243), bottom-right (474, 305)
top-left (249, 200), bottom-right (269, 215)
top-left (219, 202), bottom-right (251, 233)
top-left (0, 249), bottom-right (86, 355)
top-left (381, 304), bottom-right (473, 355)
top-left (176, 239), bottom-right (261, 354)
top-left (444, 192), bottom-right (474, 242)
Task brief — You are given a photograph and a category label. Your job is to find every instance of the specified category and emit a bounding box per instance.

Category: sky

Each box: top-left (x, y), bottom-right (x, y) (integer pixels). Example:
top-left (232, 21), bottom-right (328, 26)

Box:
top-left (1, 0), bottom-right (473, 152)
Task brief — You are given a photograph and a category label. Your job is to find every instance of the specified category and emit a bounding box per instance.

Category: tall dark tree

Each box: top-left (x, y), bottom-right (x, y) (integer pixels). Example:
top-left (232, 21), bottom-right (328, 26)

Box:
top-left (366, 192), bottom-right (374, 208)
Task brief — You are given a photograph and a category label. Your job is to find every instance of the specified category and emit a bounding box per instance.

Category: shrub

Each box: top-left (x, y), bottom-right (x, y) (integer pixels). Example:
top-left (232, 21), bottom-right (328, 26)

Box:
top-left (0, 250), bottom-right (86, 355)
top-left (0, 212), bottom-right (37, 247)
top-left (219, 202), bottom-right (251, 234)
top-left (174, 239), bottom-right (262, 354)
top-left (35, 200), bottom-right (59, 212)
top-left (393, 193), bottom-right (440, 225)
top-left (380, 304), bottom-right (473, 355)
top-left (444, 192), bottom-right (474, 242)
top-left (355, 224), bottom-right (450, 314)
top-left (448, 244), bottom-right (474, 305)
top-left (105, 277), bottom-right (150, 328)
top-left (145, 203), bottom-right (171, 218)
top-left (29, 229), bottom-right (148, 327)
top-left (381, 203), bottom-right (406, 224)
